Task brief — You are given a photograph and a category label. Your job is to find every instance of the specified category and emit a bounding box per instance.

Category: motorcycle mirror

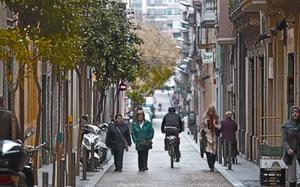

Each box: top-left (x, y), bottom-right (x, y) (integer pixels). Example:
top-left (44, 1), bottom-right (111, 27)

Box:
top-left (82, 114), bottom-right (89, 122)
top-left (24, 127), bottom-right (36, 139)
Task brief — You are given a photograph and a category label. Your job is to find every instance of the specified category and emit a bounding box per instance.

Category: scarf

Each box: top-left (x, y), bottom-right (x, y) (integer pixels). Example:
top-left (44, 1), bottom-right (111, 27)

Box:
top-left (283, 106), bottom-right (300, 131)
top-left (283, 119), bottom-right (300, 131)
top-left (208, 115), bottom-right (215, 133)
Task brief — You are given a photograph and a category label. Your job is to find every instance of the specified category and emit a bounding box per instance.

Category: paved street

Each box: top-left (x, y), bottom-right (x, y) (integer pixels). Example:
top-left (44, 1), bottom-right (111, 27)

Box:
top-left (96, 119), bottom-right (232, 187)
top-left (96, 91), bottom-right (232, 187)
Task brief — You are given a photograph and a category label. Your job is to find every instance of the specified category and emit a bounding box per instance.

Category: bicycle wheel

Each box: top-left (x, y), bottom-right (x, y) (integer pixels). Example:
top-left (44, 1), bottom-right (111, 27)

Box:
top-left (170, 145), bottom-right (174, 168)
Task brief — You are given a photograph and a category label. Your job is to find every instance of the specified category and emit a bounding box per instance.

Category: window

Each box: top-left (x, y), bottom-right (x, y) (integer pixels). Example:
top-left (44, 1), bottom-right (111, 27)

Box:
top-left (167, 23), bottom-right (173, 28)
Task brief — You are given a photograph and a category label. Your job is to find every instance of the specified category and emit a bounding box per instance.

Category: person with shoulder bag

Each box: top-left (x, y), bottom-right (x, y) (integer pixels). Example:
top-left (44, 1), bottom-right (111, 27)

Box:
top-left (131, 110), bottom-right (154, 172)
top-left (105, 114), bottom-right (131, 172)
top-left (200, 105), bottom-right (220, 172)
top-left (282, 106), bottom-right (300, 187)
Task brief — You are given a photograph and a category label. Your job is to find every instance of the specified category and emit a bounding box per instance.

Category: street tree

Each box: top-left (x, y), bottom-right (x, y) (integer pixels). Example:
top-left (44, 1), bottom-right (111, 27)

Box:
top-left (0, 0), bottom-right (82, 184)
top-left (81, 0), bottom-right (142, 122)
top-left (128, 23), bottom-right (179, 106)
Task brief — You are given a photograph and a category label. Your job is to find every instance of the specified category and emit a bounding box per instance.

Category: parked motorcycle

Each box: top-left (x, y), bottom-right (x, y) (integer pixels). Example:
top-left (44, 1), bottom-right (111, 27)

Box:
top-left (81, 116), bottom-right (109, 170)
top-left (0, 128), bottom-right (46, 187)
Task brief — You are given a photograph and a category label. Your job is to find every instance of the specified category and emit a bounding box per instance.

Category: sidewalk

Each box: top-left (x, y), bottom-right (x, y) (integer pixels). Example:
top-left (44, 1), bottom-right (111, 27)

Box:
top-left (183, 132), bottom-right (260, 187)
top-left (37, 156), bottom-right (114, 187)
top-left (183, 122), bottom-right (300, 187)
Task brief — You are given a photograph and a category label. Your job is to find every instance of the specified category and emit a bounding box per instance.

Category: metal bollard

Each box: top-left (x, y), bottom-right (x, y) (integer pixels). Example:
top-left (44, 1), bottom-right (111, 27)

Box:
top-left (91, 143), bottom-right (95, 171)
top-left (71, 152), bottom-right (76, 187)
top-left (228, 142), bottom-right (232, 170)
top-left (218, 138), bottom-right (222, 164)
top-left (223, 140), bottom-right (228, 167)
top-left (60, 159), bottom-right (65, 187)
top-left (82, 147), bottom-right (87, 180)
top-left (42, 172), bottom-right (48, 187)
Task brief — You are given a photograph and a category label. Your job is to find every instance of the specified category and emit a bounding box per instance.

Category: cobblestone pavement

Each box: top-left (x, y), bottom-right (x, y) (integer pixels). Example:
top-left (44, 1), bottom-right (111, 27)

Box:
top-left (96, 116), bottom-right (232, 187)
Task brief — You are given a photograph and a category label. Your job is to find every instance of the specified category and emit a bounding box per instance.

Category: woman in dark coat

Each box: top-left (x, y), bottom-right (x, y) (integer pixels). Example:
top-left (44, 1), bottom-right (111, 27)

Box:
top-left (131, 110), bottom-right (154, 171)
top-left (220, 111), bottom-right (238, 160)
top-left (282, 106), bottom-right (300, 187)
top-left (106, 114), bottom-right (131, 172)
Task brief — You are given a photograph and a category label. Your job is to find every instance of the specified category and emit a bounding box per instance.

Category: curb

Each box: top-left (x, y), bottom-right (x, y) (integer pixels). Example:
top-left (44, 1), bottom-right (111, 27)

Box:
top-left (88, 159), bottom-right (114, 187)
top-left (182, 132), bottom-right (246, 187)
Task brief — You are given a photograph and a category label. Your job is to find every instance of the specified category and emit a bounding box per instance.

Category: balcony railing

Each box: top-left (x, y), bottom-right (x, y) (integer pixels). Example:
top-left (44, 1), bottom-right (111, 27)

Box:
top-left (200, 0), bottom-right (217, 28)
top-left (229, 0), bottom-right (240, 14)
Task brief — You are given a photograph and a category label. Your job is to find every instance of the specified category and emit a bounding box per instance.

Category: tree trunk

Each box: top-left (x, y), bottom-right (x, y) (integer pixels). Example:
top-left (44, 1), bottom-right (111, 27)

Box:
top-left (5, 60), bottom-right (23, 140)
top-left (97, 88), bottom-right (106, 123)
top-left (75, 67), bottom-right (83, 176)
top-left (32, 63), bottom-right (42, 185)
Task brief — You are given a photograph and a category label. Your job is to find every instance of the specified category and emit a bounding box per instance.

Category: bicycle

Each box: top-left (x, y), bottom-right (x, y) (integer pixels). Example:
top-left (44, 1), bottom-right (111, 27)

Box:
top-left (166, 135), bottom-right (177, 168)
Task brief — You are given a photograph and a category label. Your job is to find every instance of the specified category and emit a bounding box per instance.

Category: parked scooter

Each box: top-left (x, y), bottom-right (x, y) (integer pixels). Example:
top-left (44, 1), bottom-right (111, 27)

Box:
top-left (81, 116), bottom-right (108, 170)
top-left (0, 128), bottom-right (46, 187)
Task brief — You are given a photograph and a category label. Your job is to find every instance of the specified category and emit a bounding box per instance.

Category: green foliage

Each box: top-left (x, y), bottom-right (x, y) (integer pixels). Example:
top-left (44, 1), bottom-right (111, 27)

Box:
top-left (127, 91), bottom-right (145, 107)
top-left (81, 0), bottom-right (142, 90)
top-left (128, 23), bottom-right (179, 104)
top-left (0, 0), bottom-right (81, 38)
top-left (0, 29), bottom-right (29, 64)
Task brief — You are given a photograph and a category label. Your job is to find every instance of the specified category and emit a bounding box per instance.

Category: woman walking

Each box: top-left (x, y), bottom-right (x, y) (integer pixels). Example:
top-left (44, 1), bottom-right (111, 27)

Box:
top-left (220, 111), bottom-right (238, 162)
top-left (200, 105), bottom-right (220, 172)
top-left (282, 106), bottom-right (300, 187)
top-left (131, 110), bottom-right (154, 171)
top-left (106, 114), bottom-right (131, 172)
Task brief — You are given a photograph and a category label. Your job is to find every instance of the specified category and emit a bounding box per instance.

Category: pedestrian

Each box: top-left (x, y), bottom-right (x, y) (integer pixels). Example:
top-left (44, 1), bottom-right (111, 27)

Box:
top-left (282, 106), bottom-right (300, 187)
top-left (131, 110), bottom-right (154, 171)
top-left (161, 107), bottom-right (184, 162)
top-left (200, 105), bottom-right (220, 172)
top-left (105, 114), bottom-right (132, 172)
top-left (220, 111), bottom-right (238, 162)
top-left (0, 95), bottom-right (23, 141)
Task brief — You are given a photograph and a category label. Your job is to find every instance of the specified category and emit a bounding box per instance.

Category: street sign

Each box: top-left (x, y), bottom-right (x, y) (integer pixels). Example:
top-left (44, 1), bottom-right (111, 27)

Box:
top-left (118, 82), bottom-right (127, 91)
top-left (202, 52), bottom-right (213, 64)
top-left (260, 168), bottom-right (285, 186)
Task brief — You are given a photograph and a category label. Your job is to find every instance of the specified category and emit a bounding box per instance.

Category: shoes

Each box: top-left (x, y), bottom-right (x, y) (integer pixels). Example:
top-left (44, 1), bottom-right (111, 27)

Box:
top-left (209, 168), bottom-right (214, 172)
top-left (139, 167), bottom-right (148, 171)
top-left (175, 158), bottom-right (180, 162)
top-left (114, 168), bottom-right (122, 172)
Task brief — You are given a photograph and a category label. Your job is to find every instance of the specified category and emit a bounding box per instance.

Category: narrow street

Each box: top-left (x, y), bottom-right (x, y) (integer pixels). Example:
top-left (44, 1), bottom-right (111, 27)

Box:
top-left (96, 91), bottom-right (232, 187)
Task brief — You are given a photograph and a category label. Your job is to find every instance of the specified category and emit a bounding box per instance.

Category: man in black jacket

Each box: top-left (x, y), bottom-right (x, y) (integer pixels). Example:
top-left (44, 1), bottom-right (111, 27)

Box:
top-left (161, 107), bottom-right (183, 162)
top-left (105, 114), bottom-right (131, 172)
top-left (0, 96), bottom-right (22, 141)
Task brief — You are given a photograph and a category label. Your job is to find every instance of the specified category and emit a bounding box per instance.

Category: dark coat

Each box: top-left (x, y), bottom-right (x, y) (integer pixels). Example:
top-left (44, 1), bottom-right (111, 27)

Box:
top-left (105, 123), bottom-right (131, 150)
top-left (282, 126), bottom-right (300, 165)
top-left (131, 120), bottom-right (154, 150)
top-left (220, 118), bottom-right (238, 143)
top-left (0, 108), bottom-right (22, 141)
top-left (161, 112), bottom-right (183, 133)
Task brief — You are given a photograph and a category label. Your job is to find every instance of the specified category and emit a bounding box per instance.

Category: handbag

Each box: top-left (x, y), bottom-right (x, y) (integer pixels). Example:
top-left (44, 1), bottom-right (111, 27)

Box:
top-left (139, 137), bottom-right (153, 150)
top-left (116, 126), bottom-right (129, 152)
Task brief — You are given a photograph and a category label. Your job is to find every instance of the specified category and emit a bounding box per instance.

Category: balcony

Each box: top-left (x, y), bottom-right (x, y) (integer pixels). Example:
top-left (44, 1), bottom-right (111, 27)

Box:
top-left (241, 0), bottom-right (266, 12)
top-left (200, 0), bottom-right (217, 28)
top-left (229, 0), bottom-right (240, 15)
top-left (268, 0), bottom-right (300, 12)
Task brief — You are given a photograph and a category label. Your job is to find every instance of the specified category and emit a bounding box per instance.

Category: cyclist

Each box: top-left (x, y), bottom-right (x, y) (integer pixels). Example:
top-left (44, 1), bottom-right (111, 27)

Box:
top-left (161, 107), bottom-right (183, 162)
